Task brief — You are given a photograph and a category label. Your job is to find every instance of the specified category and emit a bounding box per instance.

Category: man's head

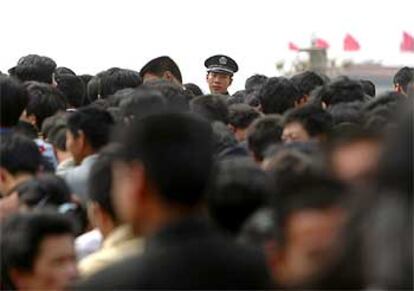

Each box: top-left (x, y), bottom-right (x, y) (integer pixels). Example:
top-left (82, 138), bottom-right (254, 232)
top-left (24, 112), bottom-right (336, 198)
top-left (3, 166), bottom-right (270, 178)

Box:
top-left (291, 71), bottom-right (326, 106)
top-left (88, 145), bottom-right (120, 237)
top-left (228, 104), bottom-right (261, 142)
top-left (393, 67), bottom-right (414, 96)
top-left (99, 68), bottom-right (142, 98)
top-left (0, 76), bottom-right (28, 128)
top-left (140, 56), bottom-right (183, 85)
top-left (24, 82), bottom-right (67, 131)
top-left (1, 212), bottom-right (77, 290)
top-left (113, 113), bottom-right (214, 230)
top-left (206, 158), bottom-right (270, 235)
top-left (55, 73), bottom-right (86, 108)
top-left (360, 79), bottom-right (376, 98)
top-left (66, 107), bottom-right (114, 164)
top-left (119, 88), bottom-right (166, 123)
top-left (266, 150), bottom-right (345, 288)
top-left (258, 77), bottom-right (302, 114)
top-left (247, 115), bottom-right (283, 163)
top-left (282, 105), bottom-right (333, 144)
top-left (205, 55), bottom-right (238, 94)
top-left (312, 77), bottom-right (366, 108)
top-left (190, 94), bottom-right (229, 124)
top-left (144, 80), bottom-right (189, 112)
top-left (0, 134), bottom-right (41, 196)
top-left (8, 54), bottom-right (57, 84)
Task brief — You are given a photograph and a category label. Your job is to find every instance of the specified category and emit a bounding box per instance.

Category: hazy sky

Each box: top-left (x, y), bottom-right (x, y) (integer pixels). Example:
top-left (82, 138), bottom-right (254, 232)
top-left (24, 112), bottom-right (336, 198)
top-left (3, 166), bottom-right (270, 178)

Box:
top-left (2, 0), bottom-right (413, 92)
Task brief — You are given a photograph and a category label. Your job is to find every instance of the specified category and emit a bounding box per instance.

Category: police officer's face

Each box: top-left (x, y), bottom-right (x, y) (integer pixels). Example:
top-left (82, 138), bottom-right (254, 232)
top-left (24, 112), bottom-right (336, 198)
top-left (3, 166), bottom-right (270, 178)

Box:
top-left (207, 72), bottom-right (232, 94)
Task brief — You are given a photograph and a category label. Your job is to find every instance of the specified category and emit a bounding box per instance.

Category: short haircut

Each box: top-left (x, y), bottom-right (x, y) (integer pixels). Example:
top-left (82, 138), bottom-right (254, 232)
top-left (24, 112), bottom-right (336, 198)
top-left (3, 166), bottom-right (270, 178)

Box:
top-left (55, 73), bottom-right (86, 108)
top-left (55, 66), bottom-right (76, 76)
top-left (245, 74), bottom-right (268, 91)
top-left (144, 80), bottom-right (189, 112)
top-left (228, 104), bottom-right (261, 129)
top-left (327, 101), bottom-right (364, 125)
top-left (0, 76), bottom-right (28, 127)
top-left (25, 82), bottom-right (67, 130)
top-left (119, 113), bottom-right (214, 206)
top-left (190, 94), bottom-right (229, 124)
top-left (290, 71), bottom-right (325, 97)
top-left (139, 56), bottom-right (183, 84)
top-left (16, 174), bottom-right (71, 208)
top-left (212, 121), bottom-right (248, 159)
top-left (267, 150), bottom-right (344, 243)
top-left (360, 79), bottom-right (376, 97)
top-left (247, 115), bottom-right (283, 161)
top-left (312, 76), bottom-right (366, 107)
top-left (8, 54), bottom-right (57, 84)
top-left (184, 83), bottom-right (203, 97)
top-left (0, 133), bottom-right (41, 175)
top-left (258, 77), bottom-right (302, 114)
top-left (0, 212), bottom-right (74, 290)
top-left (119, 88), bottom-right (166, 121)
top-left (67, 106), bottom-right (114, 151)
top-left (99, 68), bottom-right (142, 98)
top-left (207, 158), bottom-right (270, 234)
top-left (86, 75), bottom-right (101, 102)
top-left (88, 145), bottom-right (119, 221)
top-left (393, 67), bottom-right (414, 93)
top-left (283, 105), bottom-right (333, 137)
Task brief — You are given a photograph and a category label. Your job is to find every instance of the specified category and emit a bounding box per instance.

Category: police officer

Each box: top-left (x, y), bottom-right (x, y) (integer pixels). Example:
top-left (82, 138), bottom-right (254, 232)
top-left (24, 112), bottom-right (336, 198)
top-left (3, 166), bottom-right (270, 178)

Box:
top-left (204, 55), bottom-right (238, 95)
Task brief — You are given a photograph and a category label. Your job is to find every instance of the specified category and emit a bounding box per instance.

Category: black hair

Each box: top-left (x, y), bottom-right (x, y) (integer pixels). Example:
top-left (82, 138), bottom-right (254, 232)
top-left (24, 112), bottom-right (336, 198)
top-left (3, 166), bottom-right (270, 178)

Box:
top-left (290, 71), bottom-right (325, 97)
top-left (119, 88), bottom-right (166, 121)
top-left (0, 212), bottom-right (74, 290)
top-left (212, 121), bottom-right (248, 159)
top-left (0, 133), bottom-right (41, 175)
top-left (283, 105), bottom-right (333, 137)
top-left (190, 94), bottom-right (229, 124)
top-left (25, 82), bottom-right (67, 130)
top-left (228, 104), bottom-right (261, 129)
top-left (16, 174), bottom-right (71, 208)
top-left (87, 75), bottom-right (102, 102)
top-left (119, 113), bottom-right (214, 206)
top-left (207, 158), bottom-right (270, 235)
top-left (88, 145), bottom-right (120, 221)
top-left (55, 73), bottom-right (86, 108)
top-left (247, 115), bottom-right (283, 161)
top-left (99, 68), bottom-right (142, 98)
top-left (0, 76), bottom-right (28, 127)
top-left (327, 101), bottom-right (364, 125)
top-left (228, 90), bottom-right (247, 105)
top-left (393, 67), bottom-right (414, 93)
top-left (8, 54), bottom-right (57, 84)
top-left (184, 83), bottom-right (203, 97)
top-left (55, 66), bottom-right (76, 76)
top-left (245, 74), bottom-right (268, 91)
top-left (258, 77), bottom-right (302, 114)
top-left (144, 80), bottom-right (189, 112)
top-left (139, 56), bottom-right (183, 84)
top-left (312, 76), bottom-right (366, 107)
top-left (359, 79), bottom-right (376, 98)
top-left (268, 150), bottom-right (345, 244)
top-left (67, 106), bottom-right (114, 151)
top-left (106, 88), bottom-right (137, 107)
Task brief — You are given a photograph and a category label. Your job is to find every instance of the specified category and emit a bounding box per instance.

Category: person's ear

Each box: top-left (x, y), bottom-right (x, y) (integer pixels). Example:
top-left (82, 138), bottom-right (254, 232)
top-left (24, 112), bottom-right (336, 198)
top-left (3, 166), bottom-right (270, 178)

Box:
top-left (395, 84), bottom-right (402, 92)
top-left (264, 239), bottom-right (282, 279)
top-left (77, 130), bottom-right (86, 150)
top-left (229, 76), bottom-right (233, 86)
top-left (10, 268), bottom-right (32, 290)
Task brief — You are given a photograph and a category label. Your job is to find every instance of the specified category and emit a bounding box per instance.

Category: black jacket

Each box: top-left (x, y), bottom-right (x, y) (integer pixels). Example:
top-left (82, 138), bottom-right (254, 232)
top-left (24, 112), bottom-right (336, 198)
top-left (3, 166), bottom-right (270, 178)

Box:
top-left (75, 215), bottom-right (273, 290)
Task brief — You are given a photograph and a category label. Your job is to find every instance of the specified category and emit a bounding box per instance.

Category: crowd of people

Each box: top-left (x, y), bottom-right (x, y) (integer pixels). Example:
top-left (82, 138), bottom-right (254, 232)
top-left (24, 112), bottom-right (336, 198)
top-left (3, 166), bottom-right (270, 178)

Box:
top-left (0, 53), bottom-right (412, 290)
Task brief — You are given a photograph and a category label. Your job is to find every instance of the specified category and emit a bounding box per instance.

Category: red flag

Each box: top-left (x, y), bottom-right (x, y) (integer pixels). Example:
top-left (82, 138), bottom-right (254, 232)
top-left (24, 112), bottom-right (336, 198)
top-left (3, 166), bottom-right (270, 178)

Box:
top-left (344, 34), bottom-right (360, 51)
top-left (400, 31), bottom-right (414, 52)
top-left (314, 38), bottom-right (330, 49)
top-left (289, 42), bottom-right (299, 51)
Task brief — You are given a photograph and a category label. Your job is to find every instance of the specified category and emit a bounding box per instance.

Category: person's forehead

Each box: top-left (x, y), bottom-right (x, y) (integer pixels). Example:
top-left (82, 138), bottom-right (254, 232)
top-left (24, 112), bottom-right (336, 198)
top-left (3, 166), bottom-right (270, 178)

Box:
top-left (208, 71), bottom-right (232, 78)
top-left (37, 234), bottom-right (74, 258)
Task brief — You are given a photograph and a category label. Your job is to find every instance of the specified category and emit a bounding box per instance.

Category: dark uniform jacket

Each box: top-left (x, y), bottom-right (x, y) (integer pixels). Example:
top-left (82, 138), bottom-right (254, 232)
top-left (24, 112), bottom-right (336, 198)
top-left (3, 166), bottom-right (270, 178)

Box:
top-left (74, 215), bottom-right (273, 290)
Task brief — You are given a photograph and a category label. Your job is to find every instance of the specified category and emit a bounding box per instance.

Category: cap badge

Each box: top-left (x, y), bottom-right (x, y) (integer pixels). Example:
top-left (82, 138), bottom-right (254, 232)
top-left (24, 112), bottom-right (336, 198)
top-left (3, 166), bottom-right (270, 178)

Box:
top-left (219, 57), bottom-right (227, 65)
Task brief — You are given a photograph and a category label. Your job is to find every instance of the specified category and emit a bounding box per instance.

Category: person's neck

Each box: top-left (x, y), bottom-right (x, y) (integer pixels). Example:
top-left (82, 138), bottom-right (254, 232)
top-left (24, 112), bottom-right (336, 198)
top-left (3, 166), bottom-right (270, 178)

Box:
top-left (141, 201), bottom-right (201, 238)
top-left (77, 147), bottom-right (97, 164)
